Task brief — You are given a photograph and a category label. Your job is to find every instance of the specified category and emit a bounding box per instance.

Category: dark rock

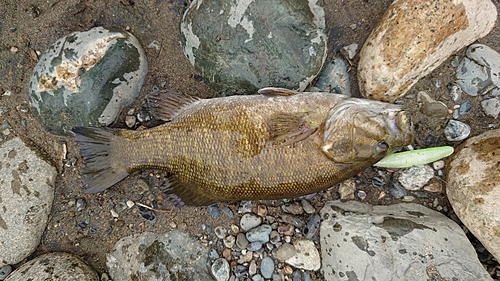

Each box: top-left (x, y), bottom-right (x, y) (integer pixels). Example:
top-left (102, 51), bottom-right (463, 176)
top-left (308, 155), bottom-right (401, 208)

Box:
top-left (180, 0), bottom-right (326, 96)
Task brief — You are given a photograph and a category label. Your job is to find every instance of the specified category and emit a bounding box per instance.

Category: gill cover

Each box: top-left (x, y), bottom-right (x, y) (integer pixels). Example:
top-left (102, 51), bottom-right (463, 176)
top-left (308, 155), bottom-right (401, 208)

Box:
top-left (319, 99), bottom-right (412, 164)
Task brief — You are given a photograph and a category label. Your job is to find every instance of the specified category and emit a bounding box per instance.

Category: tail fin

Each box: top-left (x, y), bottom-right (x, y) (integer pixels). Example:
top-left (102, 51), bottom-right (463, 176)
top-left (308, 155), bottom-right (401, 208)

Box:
top-left (72, 127), bottom-right (129, 193)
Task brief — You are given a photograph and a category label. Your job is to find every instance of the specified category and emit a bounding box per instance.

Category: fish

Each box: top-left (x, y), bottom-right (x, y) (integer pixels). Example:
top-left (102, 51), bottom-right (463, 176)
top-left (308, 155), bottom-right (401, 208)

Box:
top-left (73, 87), bottom-right (413, 205)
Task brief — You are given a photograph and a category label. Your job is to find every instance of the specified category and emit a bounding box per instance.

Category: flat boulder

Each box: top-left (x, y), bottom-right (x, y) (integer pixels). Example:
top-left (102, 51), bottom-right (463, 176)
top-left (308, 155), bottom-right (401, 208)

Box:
top-left (320, 200), bottom-right (491, 281)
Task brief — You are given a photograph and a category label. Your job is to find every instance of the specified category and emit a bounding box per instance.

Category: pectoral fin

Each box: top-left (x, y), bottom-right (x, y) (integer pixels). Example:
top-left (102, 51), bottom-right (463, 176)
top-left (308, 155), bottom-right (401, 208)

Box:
top-left (258, 87), bottom-right (300, 96)
top-left (147, 89), bottom-right (201, 121)
top-left (267, 112), bottom-right (317, 146)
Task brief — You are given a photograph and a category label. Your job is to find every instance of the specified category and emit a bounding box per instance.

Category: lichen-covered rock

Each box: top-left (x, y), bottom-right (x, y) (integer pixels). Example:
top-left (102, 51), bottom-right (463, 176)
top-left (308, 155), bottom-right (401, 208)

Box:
top-left (0, 137), bottom-right (56, 265)
top-left (4, 252), bottom-right (99, 281)
top-left (106, 231), bottom-right (213, 281)
top-left (358, 0), bottom-right (497, 102)
top-left (29, 26), bottom-right (148, 136)
top-left (180, 0), bottom-right (327, 97)
top-left (447, 128), bottom-right (500, 261)
top-left (320, 200), bottom-right (492, 281)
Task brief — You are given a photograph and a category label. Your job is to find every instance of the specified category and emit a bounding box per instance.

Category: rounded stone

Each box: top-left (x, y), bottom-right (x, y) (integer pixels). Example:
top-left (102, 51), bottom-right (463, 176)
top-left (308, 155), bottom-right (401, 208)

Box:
top-left (444, 120), bottom-right (471, 142)
top-left (260, 257), bottom-right (275, 279)
top-left (4, 252), bottom-right (98, 281)
top-left (180, 0), bottom-right (327, 97)
top-left (240, 213), bottom-right (262, 231)
top-left (358, 0), bottom-right (497, 102)
top-left (447, 128), bottom-right (500, 261)
top-left (28, 26), bottom-right (147, 136)
top-left (211, 258), bottom-right (230, 281)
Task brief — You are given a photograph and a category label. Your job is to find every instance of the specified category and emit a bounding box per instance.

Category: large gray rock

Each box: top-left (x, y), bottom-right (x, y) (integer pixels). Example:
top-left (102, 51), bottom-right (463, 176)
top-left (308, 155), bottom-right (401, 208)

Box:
top-left (0, 137), bottom-right (56, 265)
top-left (180, 0), bottom-right (327, 97)
top-left (4, 252), bottom-right (98, 281)
top-left (447, 128), bottom-right (500, 261)
top-left (29, 26), bottom-right (148, 136)
top-left (106, 230), bottom-right (214, 281)
top-left (320, 200), bottom-right (491, 281)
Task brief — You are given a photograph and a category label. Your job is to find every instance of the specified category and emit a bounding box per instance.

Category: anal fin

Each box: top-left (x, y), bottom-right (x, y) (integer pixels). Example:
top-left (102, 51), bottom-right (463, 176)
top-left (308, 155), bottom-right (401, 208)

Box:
top-left (147, 89), bottom-right (201, 121)
top-left (163, 175), bottom-right (217, 206)
top-left (258, 87), bottom-right (300, 96)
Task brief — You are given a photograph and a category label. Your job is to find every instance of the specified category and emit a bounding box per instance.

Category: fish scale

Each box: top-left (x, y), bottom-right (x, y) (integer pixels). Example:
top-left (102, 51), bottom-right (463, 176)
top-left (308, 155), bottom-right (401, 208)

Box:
top-left (73, 87), bottom-right (413, 205)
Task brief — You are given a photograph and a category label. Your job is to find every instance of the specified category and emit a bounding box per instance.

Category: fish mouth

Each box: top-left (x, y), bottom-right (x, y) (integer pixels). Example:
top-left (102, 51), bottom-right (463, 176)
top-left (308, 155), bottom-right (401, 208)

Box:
top-left (385, 110), bottom-right (413, 146)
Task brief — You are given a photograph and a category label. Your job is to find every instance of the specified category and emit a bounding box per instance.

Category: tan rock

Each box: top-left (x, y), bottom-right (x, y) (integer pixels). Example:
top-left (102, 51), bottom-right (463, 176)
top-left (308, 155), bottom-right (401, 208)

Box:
top-left (447, 128), bottom-right (500, 260)
top-left (358, 0), bottom-right (497, 102)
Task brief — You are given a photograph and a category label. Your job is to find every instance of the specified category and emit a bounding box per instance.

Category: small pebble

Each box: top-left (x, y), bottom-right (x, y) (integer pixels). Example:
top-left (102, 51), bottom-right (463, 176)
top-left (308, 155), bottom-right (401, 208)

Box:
top-left (272, 273), bottom-right (282, 281)
top-left (136, 111), bottom-right (150, 122)
top-left (239, 201), bottom-right (252, 214)
top-left (423, 181), bottom-right (443, 193)
top-left (0, 265), bottom-right (12, 280)
top-left (76, 198), bottom-right (87, 211)
top-left (448, 83), bottom-right (462, 103)
top-left (293, 270), bottom-right (302, 281)
top-left (276, 243), bottom-right (296, 261)
top-left (223, 235), bottom-right (235, 248)
top-left (402, 195), bottom-right (415, 202)
top-left (302, 214), bottom-right (321, 239)
top-left (247, 241), bottom-right (263, 252)
top-left (357, 190), bottom-right (367, 200)
top-left (230, 224), bottom-right (239, 234)
top-left (240, 213), bottom-right (262, 231)
top-left (270, 230), bottom-right (281, 244)
top-left (222, 206), bottom-right (234, 218)
top-left (222, 248), bottom-right (232, 261)
top-left (249, 260), bottom-right (257, 276)
top-left (208, 204), bottom-right (221, 217)
top-left (236, 233), bottom-right (249, 249)
top-left (215, 226), bottom-right (228, 239)
top-left (282, 203), bottom-right (303, 215)
top-left (10, 46), bottom-right (18, 53)
top-left (277, 224), bottom-right (295, 236)
top-left (432, 160), bottom-right (445, 170)
top-left (371, 177), bottom-right (384, 188)
top-left (257, 204), bottom-right (268, 217)
top-left (481, 97), bottom-right (500, 118)
top-left (125, 115), bottom-right (136, 128)
top-left (301, 200), bottom-right (315, 214)
top-left (343, 43), bottom-right (358, 60)
top-left (252, 274), bottom-right (263, 281)
top-left (303, 272), bottom-right (313, 281)
top-left (281, 214), bottom-right (304, 228)
top-left (115, 202), bottom-right (127, 213)
top-left (246, 224), bottom-right (272, 243)
top-left (138, 206), bottom-right (157, 223)
top-left (459, 101), bottom-right (473, 115)
top-left (338, 178), bottom-right (355, 199)
top-left (398, 165), bottom-right (434, 191)
top-left (210, 248), bottom-right (220, 259)
top-left (211, 258), bottom-right (230, 281)
top-left (260, 256), bottom-right (275, 279)
top-left (444, 120), bottom-right (471, 141)
top-left (389, 182), bottom-right (406, 199)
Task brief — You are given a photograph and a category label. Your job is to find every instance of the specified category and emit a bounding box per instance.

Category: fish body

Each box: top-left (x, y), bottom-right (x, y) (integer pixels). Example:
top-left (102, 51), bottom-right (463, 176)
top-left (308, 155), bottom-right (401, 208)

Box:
top-left (73, 88), bottom-right (413, 205)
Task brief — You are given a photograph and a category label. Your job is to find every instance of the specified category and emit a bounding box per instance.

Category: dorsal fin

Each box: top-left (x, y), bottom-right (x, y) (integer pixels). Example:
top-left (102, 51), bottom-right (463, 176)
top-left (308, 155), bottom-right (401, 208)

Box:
top-left (147, 89), bottom-right (201, 121)
top-left (258, 87), bottom-right (300, 96)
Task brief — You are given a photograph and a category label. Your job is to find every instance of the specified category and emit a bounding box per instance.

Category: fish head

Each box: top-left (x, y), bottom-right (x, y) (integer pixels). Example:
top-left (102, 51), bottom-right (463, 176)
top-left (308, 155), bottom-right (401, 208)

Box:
top-left (319, 99), bottom-right (413, 164)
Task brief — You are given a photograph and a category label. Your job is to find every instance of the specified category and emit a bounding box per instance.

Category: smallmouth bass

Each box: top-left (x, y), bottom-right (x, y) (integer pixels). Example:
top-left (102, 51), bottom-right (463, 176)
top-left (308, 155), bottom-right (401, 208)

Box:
top-left (73, 87), bottom-right (413, 205)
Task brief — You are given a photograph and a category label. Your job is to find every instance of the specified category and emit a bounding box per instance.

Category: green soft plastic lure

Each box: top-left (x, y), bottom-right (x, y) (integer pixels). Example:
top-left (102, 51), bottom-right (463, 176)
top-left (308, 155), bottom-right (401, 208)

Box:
top-left (374, 146), bottom-right (454, 168)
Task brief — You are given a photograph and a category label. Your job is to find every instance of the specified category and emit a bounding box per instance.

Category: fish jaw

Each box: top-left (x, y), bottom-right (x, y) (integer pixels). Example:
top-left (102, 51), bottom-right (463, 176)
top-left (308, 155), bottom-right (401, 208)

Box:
top-left (318, 98), bottom-right (413, 164)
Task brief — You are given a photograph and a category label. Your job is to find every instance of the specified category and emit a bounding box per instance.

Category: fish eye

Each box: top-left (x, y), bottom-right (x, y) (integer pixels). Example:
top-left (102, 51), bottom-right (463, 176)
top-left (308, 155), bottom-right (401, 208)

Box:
top-left (376, 141), bottom-right (388, 152)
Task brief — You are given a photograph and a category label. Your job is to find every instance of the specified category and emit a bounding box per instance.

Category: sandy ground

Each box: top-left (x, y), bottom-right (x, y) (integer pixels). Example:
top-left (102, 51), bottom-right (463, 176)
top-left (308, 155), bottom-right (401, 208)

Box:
top-left (1, 0), bottom-right (499, 278)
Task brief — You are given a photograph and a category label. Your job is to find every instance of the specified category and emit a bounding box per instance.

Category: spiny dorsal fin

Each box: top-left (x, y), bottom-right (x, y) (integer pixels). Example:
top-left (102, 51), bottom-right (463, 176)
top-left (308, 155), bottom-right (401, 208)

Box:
top-left (266, 112), bottom-right (317, 146)
top-left (258, 87), bottom-right (300, 96)
top-left (147, 89), bottom-right (201, 121)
